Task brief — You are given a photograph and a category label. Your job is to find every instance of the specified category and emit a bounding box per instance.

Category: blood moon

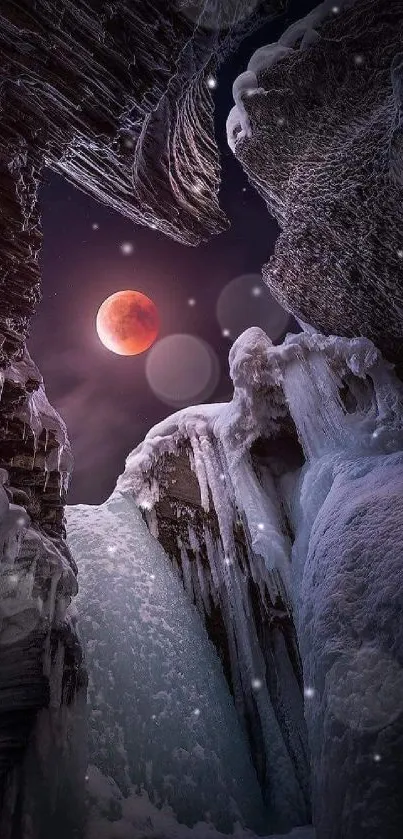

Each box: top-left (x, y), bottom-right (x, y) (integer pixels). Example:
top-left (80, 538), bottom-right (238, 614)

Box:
top-left (96, 290), bottom-right (159, 356)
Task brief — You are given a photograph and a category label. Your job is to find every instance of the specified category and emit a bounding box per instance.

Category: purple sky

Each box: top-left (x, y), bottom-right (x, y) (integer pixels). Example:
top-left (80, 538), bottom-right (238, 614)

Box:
top-left (30, 2), bottom-right (312, 505)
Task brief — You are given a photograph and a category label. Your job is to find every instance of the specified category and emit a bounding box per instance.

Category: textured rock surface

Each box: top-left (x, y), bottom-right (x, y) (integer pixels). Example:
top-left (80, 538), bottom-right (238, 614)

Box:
top-left (0, 355), bottom-right (86, 836)
top-left (0, 0), bottom-right (284, 363)
top-left (228, 0), bottom-right (403, 365)
top-left (0, 2), bottom-right (288, 827)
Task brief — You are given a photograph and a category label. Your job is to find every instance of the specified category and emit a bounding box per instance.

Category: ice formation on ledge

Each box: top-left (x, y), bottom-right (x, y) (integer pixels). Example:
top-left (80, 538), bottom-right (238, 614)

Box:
top-left (119, 326), bottom-right (402, 576)
top-left (226, 0), bottom-right (403, 367)
top-left (1, 350), bottom-right (72, 494)
top-left (0, 467), bottom-right (85, 837)
top-left (115, 327), bottom-right (403, 839)
top-left (0, 351), bottom-right (85, 838)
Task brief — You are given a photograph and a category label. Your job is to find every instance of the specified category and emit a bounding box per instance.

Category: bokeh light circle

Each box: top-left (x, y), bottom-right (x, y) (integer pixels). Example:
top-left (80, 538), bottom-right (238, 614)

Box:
top-left (146, 334), bottom-right (220, 408)
top-left (216, 274), bottom-right (291, 342)
top-left (175, 0), bottom-right (259, 31)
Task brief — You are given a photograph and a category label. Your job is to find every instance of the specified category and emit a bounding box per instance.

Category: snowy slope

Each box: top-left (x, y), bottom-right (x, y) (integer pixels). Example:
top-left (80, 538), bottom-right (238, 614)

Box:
top-left (66, 493), bottom-right (271, 836)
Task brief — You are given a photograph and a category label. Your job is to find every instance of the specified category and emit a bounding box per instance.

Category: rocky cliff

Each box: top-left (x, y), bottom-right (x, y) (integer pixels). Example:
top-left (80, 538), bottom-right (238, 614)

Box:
top-left (227, 0), bottom-right (403, 366)
top-left (0, 2), bottom-right (286, 832)
top-left (0, 353), bottom-right (86, 837)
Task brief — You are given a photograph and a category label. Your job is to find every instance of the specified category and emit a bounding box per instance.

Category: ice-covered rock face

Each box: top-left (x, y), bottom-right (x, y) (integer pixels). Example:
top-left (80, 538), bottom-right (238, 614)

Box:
top-left (0, 5), bottom-right (290, 825)
top-left (0, 354), bottom-right (86, 838)
top-left (227, 0), bottom-right (403, 366)
top-left (121, 327), bottom-right (403, 838)
top-left (294, 449), bottom-right (403, 839)
top-left (280, 334), bottom-right (403, 838)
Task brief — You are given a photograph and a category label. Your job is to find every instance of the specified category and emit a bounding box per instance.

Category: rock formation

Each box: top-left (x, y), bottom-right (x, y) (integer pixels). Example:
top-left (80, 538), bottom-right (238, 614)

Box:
top-left (2, 0), bottom-right (403, 836)
top-left (0, 353), bottom-right (86, 838)
top-left (0, 2), bottom-right (285, 832)
top-left (227, 0), bottom-right (403, 366)
top-left (119, 327), bottom-right (403, 838)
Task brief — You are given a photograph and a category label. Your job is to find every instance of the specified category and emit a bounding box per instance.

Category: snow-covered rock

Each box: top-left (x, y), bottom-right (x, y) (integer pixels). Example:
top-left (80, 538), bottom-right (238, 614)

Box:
top-left (114, 327), bottom-right (403, 838)
top-left (0, 354), bottom-right (85, 838)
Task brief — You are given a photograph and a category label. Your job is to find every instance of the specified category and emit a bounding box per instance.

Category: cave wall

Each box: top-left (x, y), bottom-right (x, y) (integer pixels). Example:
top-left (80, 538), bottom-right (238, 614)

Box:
top-left (0, 2), bottom-right (288, 829)
top-left (228, 0), bottom-right (403, 367)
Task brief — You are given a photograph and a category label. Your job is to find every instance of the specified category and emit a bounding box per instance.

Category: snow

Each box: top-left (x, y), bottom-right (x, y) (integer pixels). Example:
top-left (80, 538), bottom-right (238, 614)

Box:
top-left (0, 466), bottom-right (76, 647)
top-left (114, 329), bottom-right (321, 829)
top-left (292, 447), bottom-right (403, 836)
top-left (119, 326), bottom-right (402, 585)
top-left (67, 324), bottom-right (403, 837)
top-left (85, 765), bottom-right (315, 839)
top-left (1, 348), bottom-right (73, 485)
top-left (230, 71), bottom-right (259, 143)
top-left (66, 493), bottom-right (271, 836)
top-left (277, 333), bottom-right (403, 836)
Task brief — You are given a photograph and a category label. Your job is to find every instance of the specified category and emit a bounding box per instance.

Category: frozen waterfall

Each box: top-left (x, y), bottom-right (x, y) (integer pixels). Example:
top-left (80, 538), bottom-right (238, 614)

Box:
top-left (115, 327), bottom-right (403, 839)
top-left (67, 326), bottom-right (403, 839)
top-left (66, 492), bottom-right (271, 837)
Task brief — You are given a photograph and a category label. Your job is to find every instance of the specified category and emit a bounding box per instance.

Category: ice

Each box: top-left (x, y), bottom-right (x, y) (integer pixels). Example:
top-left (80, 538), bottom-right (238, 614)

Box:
top-left (66, 492), bottom-right (270, 835)
top-left (115, 329), bottom-right (317, 830)
top-left (117, 325), bottom-right (403, 837)
top-left (85, 765), bottom-right (315, 839)
top-left (273, 334), bottom-right (403, 836)
top-left (291, 445), bottom-right (403, 836)
top-left (231, 71), bottom-right (258, 140)
top-left (4, 348), bottom-right (73, 478)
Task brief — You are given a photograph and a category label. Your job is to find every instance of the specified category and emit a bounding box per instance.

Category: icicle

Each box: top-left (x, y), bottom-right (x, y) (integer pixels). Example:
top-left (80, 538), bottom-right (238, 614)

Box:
top-left (195, 551), bottom-right (212, 616)
top-left (144, 507), bottom-right (158, 539)
top-left (47, 565), bottom-right (62, 625)
top-left (189, 433), bottom-right (210, 511)
top-left (179, 545), bottom-right (194, 600)
top-left (32, 431), bottom-right (38, 468)
top-left (57, 443), bottom-right (62, 472)
top-left (203, 526), bottom-right (222, 600)
top-left (227, 452), bottom-right (292, 595)
top-left (198, 433), bottom-right (236, 567)
top-left (43, 463), bottom-right (50, 493)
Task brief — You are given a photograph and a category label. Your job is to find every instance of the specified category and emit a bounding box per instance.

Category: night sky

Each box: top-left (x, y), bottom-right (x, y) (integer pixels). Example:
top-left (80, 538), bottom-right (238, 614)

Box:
top-left (29, 1), bottom-right (315, 505)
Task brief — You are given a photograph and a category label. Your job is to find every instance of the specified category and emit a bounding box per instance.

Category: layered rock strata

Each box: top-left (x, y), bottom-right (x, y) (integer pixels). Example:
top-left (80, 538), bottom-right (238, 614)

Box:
top-left (228, 0), bottom-right (403, 365)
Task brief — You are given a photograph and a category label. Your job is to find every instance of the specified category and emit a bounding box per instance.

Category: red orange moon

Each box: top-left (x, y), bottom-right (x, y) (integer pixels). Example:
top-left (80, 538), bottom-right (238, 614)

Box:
top-left (96, 290), bottom-right (159, 356)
